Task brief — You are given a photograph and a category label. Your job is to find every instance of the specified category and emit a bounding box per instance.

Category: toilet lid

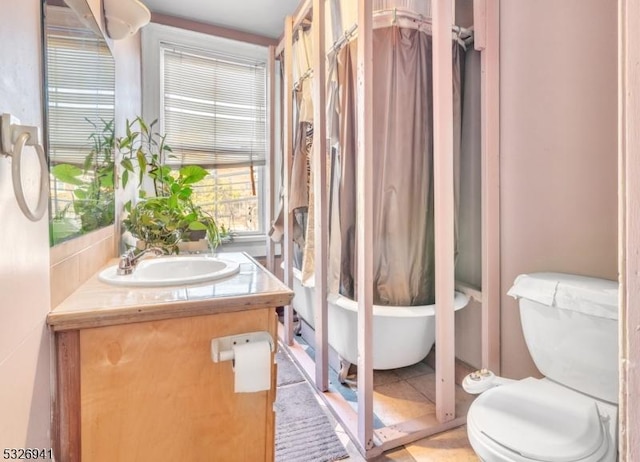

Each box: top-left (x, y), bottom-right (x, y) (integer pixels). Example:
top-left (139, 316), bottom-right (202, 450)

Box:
top-left (468, 378), bottom-right (605, 461)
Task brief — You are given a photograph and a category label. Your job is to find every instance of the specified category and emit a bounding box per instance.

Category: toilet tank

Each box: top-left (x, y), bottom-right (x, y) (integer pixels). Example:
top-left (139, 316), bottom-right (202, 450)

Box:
top-left (508, 273), bottom-right (619, 403)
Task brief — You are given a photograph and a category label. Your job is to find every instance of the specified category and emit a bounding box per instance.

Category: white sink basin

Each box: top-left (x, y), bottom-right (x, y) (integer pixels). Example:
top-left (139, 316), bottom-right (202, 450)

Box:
top-left (98, 256), bottom-right (240, 287)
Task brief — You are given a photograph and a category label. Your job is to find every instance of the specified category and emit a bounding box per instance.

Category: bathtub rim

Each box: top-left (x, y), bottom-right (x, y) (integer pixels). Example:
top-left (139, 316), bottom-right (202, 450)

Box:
top-left (328, 291), bottom-right (469, 317)
top-left (286, 264), bottom-right (470, 317)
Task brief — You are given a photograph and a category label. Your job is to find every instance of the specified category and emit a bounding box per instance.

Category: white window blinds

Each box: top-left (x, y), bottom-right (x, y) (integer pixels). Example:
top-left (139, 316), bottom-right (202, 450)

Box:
top-left (46, 30), bottom-right (115, 165)
top-left (162, 46), bottom-right (267, 168)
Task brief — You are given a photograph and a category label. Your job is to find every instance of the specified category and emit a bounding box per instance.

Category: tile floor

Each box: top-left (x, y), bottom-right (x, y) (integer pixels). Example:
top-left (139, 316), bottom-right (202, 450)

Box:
top-left (290, 343), bottom-right (480, 461)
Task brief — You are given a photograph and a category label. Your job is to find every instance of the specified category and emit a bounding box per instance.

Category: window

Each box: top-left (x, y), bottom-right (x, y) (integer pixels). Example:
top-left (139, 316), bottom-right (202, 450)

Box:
top-left (191, 166), bottom-right (262, 234)
top-left (158, 41), bottom-right (267, 236)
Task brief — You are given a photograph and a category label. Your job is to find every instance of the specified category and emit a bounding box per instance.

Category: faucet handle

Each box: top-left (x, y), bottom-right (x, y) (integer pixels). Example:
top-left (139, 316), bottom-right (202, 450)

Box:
top-left (117, 251), bottom-right (133, 276)
top-left (117, 251), bottom-right (135, 275)
top-left (116, 247), bottom-right (164, 276)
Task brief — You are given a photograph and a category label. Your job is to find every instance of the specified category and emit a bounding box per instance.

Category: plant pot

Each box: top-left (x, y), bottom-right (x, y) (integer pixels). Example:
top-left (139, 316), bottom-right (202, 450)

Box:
top-left (183, 229), bottom-right (207, 241)
top-left (177, 238), bottom-right (210, 253)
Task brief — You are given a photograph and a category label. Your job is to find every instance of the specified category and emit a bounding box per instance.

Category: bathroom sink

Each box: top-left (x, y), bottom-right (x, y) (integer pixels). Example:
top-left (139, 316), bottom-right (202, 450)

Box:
top-left (98, 256), bottom-right (240, 287)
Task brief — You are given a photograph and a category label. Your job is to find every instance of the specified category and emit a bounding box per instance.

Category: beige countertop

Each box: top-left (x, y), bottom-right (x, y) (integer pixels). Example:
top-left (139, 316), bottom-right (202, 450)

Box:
top-left (47, 252), bottom-right (293, 332)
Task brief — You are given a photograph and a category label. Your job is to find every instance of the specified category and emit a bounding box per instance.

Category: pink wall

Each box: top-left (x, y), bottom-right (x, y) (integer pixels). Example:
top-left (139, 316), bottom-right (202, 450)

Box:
top-left (499, 0), bottom-right (618, 378)
top-left (0, 0), bottom-right (52, 448)
top-left (0, 0), bottom-right (142, 449)
top-left (114, 38), bottom-right (143, 130)
top-left (113, 35), bottom-right (143, 244)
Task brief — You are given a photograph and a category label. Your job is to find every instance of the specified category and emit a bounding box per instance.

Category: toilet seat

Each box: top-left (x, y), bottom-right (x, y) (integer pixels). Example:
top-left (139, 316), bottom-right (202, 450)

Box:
top-left (467, 378), bottom-right (610, 462)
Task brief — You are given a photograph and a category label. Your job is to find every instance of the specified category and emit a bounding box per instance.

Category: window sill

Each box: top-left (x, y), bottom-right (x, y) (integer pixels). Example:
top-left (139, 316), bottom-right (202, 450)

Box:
top-left (215, 234), bottom-right (280, 259)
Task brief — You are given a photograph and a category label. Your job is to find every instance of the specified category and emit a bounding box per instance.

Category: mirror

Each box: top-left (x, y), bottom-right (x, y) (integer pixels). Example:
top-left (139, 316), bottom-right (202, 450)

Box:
top-left (44, 0), bottom-right (116, 246)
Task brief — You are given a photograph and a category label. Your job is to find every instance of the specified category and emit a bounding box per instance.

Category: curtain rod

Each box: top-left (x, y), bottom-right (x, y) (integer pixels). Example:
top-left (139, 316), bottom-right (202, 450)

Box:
top-left (293, 67), bottom-right (313, 91)
top-left (328, 23), bottom-right (358, 55)
top-left (329, 8), bottom-right (474, 55)
top-left (376, 8), bottom-right (474, 37)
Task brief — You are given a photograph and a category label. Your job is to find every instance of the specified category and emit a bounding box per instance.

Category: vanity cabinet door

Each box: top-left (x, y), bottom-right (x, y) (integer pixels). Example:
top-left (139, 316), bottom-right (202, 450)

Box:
top-left (59, 308), bottom-right (277, 462)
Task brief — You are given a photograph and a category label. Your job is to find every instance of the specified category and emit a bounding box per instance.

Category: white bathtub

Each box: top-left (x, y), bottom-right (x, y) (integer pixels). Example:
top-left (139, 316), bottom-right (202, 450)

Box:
top-left (288, 266), bottom-right (470, 372)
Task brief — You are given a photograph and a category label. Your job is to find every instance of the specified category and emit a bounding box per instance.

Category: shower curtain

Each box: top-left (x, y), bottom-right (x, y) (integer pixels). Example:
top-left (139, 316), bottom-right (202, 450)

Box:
top-left (287, 28), bottom-right (317, 282)
top-left (328, 26), bottom-right (464, 306)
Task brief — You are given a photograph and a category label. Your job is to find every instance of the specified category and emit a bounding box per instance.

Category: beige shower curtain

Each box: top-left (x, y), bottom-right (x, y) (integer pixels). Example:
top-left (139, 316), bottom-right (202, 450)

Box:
top-left (288, 28), bottom-right (318, 285)
top-left (329, 26), bottom-right (464, 306)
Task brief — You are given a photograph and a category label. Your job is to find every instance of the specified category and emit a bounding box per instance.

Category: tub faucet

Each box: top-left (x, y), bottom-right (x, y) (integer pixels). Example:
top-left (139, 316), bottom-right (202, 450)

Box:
top-left (117, 247), bottom-right (164, 275)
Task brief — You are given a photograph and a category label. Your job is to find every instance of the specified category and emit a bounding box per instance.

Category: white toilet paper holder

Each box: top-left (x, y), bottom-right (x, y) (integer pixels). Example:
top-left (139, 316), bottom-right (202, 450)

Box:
top-left (211, 331), bottom-right (275, 363)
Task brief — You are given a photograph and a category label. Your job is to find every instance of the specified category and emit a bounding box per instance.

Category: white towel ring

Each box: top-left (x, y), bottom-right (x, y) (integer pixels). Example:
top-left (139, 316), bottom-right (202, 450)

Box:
top-left (11, 132), bottom-right (49, 222)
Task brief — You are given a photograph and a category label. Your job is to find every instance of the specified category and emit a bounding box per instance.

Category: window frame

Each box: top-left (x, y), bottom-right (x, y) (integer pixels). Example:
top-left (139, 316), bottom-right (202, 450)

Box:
top-left (141, 24), bottom-right (271, 253)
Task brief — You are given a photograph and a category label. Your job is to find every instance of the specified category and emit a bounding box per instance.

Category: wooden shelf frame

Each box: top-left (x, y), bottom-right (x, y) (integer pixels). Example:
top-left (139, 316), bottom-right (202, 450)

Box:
top-left (619, 0), bottom-right (640, 456)
top-left (265, 45), bottom-right (277, 273)
top-left (282, 15), bottom-right (295, 346)
top-left (279, 325), bottom-right (473, 458)
top-left (277, 0), bottom-right (501, 457)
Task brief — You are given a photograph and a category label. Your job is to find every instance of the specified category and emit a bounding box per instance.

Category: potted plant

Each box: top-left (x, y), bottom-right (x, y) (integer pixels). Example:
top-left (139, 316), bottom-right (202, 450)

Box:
top-left (50, 118), bottom-right (115, 239)
top-left (117, 117), bottom-right (222, 254)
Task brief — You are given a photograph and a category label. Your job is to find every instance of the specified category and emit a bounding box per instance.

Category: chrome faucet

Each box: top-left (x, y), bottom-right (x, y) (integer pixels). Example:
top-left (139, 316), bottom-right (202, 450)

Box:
top-left (117, 247), bottom-right (164, 275)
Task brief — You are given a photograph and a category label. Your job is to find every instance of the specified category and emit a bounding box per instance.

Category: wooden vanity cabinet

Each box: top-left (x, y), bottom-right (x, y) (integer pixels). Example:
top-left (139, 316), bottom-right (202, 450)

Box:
top-left (53, 307), bottom-right (278, 462)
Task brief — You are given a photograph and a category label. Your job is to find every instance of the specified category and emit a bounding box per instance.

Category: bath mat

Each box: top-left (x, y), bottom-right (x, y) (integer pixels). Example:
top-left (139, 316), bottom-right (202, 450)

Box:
top-left (277, 348), bottom-right (305, 386)
top-left (275, 352), bottom-right (349, 462)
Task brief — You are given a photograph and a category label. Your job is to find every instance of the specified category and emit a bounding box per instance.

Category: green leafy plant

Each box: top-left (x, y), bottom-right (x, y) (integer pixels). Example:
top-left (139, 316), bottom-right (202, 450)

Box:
top-left (50, 118), bottom-right (115, 236)
top-left (117, 117), bottom-right (222, 254)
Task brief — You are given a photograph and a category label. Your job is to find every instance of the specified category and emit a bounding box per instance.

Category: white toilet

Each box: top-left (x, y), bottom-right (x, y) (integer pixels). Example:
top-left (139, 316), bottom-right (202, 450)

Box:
top-left (465, 272), bottom-right (619, 462)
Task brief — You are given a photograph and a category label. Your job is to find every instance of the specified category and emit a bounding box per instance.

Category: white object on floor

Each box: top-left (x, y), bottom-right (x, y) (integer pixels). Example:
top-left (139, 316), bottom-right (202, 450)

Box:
top-left (466, 272), bottom-right (618, 462)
